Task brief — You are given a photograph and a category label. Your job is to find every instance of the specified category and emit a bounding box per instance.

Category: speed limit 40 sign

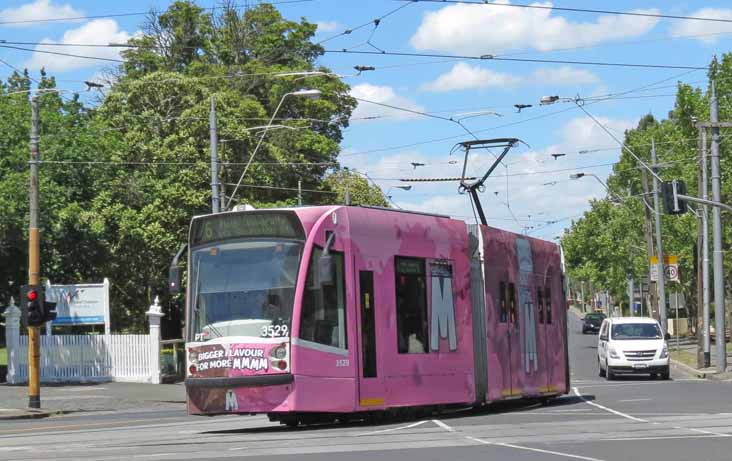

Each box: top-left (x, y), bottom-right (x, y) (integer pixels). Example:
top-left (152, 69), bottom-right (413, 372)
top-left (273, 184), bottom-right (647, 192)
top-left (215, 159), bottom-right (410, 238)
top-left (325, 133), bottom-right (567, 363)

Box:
top-left (650, 255), bottom-right (680, 283)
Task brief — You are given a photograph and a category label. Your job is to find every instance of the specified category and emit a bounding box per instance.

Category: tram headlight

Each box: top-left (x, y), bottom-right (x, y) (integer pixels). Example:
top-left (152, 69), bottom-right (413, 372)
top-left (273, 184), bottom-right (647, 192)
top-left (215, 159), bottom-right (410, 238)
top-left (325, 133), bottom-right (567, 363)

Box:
top-left (270, 344), bottom-right (287, 359)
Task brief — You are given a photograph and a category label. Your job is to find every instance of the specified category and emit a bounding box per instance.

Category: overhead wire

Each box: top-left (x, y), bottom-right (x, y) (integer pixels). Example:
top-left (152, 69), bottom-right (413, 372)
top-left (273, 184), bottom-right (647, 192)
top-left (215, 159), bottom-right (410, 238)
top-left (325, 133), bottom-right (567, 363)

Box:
top-left (324, 49), bottom-right (709, 71)
top-left (400, 1), bottom-right (732, 24)
top-left (0, 0), bottom-right (314, 26)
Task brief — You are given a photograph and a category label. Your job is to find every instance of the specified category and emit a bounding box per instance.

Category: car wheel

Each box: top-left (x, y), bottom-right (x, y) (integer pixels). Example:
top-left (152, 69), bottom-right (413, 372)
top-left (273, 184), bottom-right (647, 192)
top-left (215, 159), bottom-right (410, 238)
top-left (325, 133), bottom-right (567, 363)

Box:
top-left (606, 362), bottom-right (615, 381)
top-left (598, 358), bottom-right (606, 377)
top-left (661, 367), bottom-right (670, 380)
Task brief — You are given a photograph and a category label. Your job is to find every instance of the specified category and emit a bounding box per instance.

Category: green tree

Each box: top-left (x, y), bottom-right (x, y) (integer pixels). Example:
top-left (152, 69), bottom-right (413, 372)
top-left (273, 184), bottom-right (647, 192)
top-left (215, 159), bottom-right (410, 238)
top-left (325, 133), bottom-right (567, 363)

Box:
top-left (321, 170), bottom-right (389, 207)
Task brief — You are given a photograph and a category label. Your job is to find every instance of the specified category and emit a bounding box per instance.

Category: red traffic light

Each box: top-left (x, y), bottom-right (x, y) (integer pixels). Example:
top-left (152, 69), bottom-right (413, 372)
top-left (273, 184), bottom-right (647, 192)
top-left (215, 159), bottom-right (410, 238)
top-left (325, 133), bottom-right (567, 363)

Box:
top-left (27, 290), bottom-right (38, 302)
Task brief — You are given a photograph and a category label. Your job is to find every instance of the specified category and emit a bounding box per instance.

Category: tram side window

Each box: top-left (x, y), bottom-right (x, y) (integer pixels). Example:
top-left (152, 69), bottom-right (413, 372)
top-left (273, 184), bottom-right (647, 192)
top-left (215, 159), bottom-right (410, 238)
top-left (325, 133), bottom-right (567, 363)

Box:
top-left (508, 283), bottom-right (517, 323)
top-left (545, 286), bottom-right (552, 324)
top-left (300, 247), bottom-right (347, 349)
top-left (537, 288), bottom-right (544, 324)
top-left (499, 281), bottom-right (508, 323)
top-left (395, 257), bottom-right (429, 353)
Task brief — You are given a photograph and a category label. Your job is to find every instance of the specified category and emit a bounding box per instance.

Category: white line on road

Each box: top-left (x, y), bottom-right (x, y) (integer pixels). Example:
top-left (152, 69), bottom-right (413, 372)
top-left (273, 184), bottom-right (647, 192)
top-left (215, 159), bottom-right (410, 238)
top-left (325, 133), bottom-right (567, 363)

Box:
top-left (432, 419), bottom-right (455, 432)
top-left (572, 387), bottom-right (647, 422)
top-left (617, 399), bottom-right (651, 403)
top-left (355, 420), bottom-right (428, 436)
top-left (676, 426), bottom-right (730, 437)
top-left (465, 436), bottom-right (609, 461)
top-left (598, 434), bottom-right (727, 442)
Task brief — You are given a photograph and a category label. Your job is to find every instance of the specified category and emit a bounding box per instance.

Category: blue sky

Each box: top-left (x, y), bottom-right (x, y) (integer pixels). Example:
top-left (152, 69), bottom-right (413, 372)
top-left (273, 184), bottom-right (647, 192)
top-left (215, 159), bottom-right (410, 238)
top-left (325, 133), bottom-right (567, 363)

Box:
top-left (2, 0), bottom-right (732, 240)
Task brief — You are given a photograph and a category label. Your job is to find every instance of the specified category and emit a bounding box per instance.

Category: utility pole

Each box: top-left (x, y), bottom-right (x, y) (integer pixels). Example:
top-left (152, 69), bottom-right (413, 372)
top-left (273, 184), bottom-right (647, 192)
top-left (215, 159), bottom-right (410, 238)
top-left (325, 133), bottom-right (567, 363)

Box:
top-left (641, 168), bottom-right (659, 320)
top-left (297, 180), bottom-right (302, 206)
top-left (210, 95), bottom-right (220, 214)
top-left (344, 168), bottom-right (351, 205)
top-left (651, 139), bottom-right (668, 334)
top-left (701, 127), bottom-right (711, 367)
top-left (709, 83), bottom-right (726, 372)
top-left (28, 96), bottom-right (41, 409)
top-left (627, 276), bottom-right (634, 317)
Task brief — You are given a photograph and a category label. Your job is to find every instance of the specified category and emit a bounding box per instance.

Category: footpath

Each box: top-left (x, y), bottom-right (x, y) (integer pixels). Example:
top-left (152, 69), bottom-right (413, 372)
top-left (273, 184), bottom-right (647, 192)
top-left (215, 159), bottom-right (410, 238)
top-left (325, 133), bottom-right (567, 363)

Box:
top-left (0, 381), bottom-right (186, 420)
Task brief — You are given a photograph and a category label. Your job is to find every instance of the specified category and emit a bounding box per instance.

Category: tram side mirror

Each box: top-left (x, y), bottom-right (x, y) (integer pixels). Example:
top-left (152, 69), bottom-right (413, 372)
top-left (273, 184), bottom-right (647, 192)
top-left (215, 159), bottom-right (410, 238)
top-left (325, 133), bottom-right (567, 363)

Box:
top-left (169, 243), bottom-right (187, 295)
top-left (318, 254), bottom-right (334, 286)
top-left (169, 265), bottom-right (182, 294)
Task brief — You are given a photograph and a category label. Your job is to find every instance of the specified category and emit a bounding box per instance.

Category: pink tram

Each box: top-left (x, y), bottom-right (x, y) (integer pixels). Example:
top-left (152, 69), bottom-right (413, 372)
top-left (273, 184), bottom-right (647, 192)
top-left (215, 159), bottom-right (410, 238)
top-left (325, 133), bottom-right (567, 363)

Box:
top-left (177, 205), bottom-right (569, 425)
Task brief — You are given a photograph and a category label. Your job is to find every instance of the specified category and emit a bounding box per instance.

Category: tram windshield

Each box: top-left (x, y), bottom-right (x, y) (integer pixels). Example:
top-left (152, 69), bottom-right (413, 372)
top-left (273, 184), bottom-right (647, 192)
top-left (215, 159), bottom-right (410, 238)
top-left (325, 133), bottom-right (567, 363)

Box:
top-left (190, 239), bottom-right (303, 341)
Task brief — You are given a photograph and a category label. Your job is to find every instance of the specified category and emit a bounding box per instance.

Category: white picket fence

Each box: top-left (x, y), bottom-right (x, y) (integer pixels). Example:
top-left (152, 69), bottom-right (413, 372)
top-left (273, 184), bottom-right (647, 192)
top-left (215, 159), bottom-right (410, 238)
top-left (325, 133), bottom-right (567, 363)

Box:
top-left (3, 297), bottom-right (165, 384)
top-left (14, 335), bottom-right (155, 383)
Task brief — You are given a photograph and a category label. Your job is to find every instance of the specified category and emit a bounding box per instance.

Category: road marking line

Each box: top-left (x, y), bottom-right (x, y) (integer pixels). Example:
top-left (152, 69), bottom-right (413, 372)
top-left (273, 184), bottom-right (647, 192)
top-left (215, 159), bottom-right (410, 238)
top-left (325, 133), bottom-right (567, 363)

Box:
top-left (599, 434), bottom-right (727, 441)
top-left (572, 387), bottom-right (647, 422)
top-left (432, 419), bottom-right (455, 432)
top-left (228, 447), bottom-right (249, 451)
top-left (466, 436), bottom-right (608, 461)
top-left (680, 427), bottom-right (730, 437)
top-left (355, 420), bottom-right (427, 436)
top-left (617, 399), bottom-right (651, 402)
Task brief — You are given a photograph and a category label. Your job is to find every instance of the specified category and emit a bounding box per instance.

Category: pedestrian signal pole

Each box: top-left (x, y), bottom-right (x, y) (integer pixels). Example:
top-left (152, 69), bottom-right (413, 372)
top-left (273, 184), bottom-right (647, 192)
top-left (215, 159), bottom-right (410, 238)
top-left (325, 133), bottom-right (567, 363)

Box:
top-left (28, 95), bottom-right (41, 409)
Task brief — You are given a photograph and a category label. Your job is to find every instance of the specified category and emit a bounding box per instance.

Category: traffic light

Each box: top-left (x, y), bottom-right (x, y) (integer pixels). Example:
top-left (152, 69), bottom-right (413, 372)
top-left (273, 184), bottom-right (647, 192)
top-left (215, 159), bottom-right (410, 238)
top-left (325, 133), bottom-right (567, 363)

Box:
top-left (20, 284), bottom-right (57, 326)
top-left (21, 284), bottom-right (44, 326)
top-left (661, 180), bottom-right (688, 215)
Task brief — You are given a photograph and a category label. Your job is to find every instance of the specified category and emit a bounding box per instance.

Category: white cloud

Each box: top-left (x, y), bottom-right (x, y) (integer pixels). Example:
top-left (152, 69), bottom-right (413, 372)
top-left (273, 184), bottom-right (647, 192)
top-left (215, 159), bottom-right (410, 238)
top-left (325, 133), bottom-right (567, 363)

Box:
top-left (410, 2), bottom-right (659, 55)
top-left (669, 8), bottom-right (732, 43)
top-left (529, 66), bottom-right (599, 85)
top-left (350, 83), bottom-right (425, 121)
top-left (422, 63), bottom-right (598, 92)
top-left (421, 62), bottom-right (520, 91)
top-left (26, 19), bottom-right (134, 72)
top-left (561, 116), bottom-right (634, 152)
top-left (315, 21), bottom-right (339, 32)
top-left (0, 0), bottom-right (82, 27)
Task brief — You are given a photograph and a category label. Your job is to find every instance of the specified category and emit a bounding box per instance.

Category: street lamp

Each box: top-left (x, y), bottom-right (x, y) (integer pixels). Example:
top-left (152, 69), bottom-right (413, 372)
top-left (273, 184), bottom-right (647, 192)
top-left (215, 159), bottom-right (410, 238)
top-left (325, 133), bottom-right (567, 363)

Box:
top-left (225, 89), bottom-right (322, 210)
top-left (386, 185), bottom-right (412, 209)
top-left (569, 172), bottom-right (625, 203)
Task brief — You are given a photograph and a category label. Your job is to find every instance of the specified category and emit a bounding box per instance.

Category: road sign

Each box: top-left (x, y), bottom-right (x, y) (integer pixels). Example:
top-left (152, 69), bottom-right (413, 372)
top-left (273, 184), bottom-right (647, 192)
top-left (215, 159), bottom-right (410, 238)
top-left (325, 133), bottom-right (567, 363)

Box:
top-left (650, 255), bottom-right (679, 283)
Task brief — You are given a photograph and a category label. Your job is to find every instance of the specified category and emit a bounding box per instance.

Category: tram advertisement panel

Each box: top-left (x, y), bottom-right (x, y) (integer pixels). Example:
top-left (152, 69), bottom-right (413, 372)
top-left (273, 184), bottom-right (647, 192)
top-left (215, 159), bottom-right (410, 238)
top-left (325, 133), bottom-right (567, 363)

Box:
top-left (187, 339), bottom-right (290, 378)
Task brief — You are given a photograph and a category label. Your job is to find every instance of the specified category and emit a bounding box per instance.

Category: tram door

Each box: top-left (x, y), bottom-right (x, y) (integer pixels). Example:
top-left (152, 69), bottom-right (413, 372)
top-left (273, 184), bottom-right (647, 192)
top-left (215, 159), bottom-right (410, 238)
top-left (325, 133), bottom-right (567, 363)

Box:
top-left (355, 267), bottom-right (386, 409)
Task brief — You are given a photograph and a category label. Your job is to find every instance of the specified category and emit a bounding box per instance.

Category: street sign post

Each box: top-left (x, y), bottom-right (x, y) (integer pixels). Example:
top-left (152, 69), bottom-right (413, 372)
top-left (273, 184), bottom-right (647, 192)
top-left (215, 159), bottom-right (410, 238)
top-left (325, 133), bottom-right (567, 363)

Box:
top-left (650, 255), bottom-right (679, 283)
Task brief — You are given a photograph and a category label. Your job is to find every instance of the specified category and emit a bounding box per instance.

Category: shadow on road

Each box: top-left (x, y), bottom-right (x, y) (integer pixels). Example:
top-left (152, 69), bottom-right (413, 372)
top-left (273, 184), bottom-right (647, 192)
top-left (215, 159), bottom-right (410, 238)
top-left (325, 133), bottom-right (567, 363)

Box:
top-left (201, 393), bottom-right (596, 435)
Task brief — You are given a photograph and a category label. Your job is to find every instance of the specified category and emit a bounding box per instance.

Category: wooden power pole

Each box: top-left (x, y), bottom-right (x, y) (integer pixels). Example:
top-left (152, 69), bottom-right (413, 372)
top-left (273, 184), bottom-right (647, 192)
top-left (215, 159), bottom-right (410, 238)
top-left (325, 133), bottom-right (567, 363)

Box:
top-left (28, 95), bottom-right (41, 408)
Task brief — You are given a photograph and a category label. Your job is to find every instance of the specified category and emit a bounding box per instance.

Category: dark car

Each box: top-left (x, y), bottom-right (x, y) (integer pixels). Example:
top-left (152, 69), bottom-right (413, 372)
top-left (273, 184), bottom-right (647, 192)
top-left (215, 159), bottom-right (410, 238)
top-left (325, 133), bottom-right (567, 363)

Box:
top-left (582, 313), bottom-right (606, 334)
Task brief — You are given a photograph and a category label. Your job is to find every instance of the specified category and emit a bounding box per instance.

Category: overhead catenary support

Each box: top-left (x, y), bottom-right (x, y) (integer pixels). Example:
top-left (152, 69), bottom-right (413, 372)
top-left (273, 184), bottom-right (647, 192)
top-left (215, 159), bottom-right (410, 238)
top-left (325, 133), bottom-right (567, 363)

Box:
top-left (709, 83), bottom-right (726, 372)
top-left (701, 127), bottom-right (711, 367)
top-left (28, 96), bottom-right (41, 409)
top-left (210, 95), bottom-right (220, 214)
top-left (651, 139), bottom-right (668, 334)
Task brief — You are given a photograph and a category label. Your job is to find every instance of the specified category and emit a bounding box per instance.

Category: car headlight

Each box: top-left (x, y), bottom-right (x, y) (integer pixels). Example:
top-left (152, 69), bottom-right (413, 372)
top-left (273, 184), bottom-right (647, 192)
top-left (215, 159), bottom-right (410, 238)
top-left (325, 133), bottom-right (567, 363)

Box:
top-left (609, 347), bottom-right (620, 359)
top-left (660, 344), bottom-right (668, 359)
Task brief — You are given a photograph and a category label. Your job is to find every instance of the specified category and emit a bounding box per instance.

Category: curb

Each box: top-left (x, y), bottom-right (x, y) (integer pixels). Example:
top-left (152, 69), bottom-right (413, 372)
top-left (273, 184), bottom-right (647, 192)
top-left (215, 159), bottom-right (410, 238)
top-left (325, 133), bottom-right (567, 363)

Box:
top-left (0, 409), bottom-right (54, 421)
top-left (670, 358), bottom-right (716, 379)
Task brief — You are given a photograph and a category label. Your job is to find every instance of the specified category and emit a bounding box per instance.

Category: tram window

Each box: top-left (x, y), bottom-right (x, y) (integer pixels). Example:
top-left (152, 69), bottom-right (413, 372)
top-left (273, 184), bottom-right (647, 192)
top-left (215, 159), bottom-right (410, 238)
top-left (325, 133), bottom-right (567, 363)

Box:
top-left (537, 288), bottom-right (544, 324)
top-left (545, 286), bottom-right (552, 324)
top-left (395, 257), bottom-right (429, 354)
top-left (508, 283), bottom-right (516, 323)
top-left (499, 281), bottom-right (508, 323)
top-left (300, 247), bottom-right (347, 349)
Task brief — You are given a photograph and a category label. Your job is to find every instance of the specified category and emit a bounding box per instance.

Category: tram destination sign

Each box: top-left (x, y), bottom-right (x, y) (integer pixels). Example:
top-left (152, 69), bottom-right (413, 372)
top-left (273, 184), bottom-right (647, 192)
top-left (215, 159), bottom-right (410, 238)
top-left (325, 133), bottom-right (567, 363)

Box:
top-left (191, 211), bottom-right (304, 246)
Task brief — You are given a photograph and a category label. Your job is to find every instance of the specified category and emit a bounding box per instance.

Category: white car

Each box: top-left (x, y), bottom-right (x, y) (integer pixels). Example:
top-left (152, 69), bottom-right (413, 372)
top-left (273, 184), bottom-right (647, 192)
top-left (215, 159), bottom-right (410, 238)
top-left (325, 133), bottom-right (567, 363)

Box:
top-left (597, 317), bottom-right (671, 380)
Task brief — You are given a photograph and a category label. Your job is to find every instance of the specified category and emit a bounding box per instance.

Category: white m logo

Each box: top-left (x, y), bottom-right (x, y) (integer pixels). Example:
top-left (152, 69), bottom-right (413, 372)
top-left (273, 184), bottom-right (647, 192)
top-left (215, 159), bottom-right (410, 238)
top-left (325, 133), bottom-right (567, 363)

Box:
top-left (225, 390), bottom-right (238, 412)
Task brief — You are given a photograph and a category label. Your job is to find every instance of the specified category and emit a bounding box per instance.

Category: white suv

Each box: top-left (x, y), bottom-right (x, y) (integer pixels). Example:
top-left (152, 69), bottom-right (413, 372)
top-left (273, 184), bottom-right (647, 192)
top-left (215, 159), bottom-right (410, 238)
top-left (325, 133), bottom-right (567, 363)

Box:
top-left (597, 317), bottom-right (671, 380)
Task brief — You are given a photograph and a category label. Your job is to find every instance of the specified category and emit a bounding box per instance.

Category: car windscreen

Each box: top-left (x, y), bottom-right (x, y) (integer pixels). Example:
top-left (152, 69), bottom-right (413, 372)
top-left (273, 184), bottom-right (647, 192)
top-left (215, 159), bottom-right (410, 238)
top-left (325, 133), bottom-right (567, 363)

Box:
top-left (611, 323), bottom-right (662, 340)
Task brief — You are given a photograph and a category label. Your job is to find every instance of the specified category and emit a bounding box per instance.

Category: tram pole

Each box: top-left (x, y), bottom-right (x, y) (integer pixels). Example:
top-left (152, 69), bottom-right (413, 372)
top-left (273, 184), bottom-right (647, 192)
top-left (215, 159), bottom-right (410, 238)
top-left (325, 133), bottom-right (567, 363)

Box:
top-left (28, 95), bottom-right (41, 409)
top-left (651, 139), bottom-right (668, 335)
top-left (210, 95), bottom-right (220, 214)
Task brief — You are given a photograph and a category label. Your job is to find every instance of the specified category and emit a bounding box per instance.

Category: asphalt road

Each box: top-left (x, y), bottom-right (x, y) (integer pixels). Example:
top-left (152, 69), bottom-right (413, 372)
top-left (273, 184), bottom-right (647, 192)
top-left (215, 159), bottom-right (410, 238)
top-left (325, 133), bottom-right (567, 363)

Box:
top-left (2, 311), bottom-right (731, 461)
